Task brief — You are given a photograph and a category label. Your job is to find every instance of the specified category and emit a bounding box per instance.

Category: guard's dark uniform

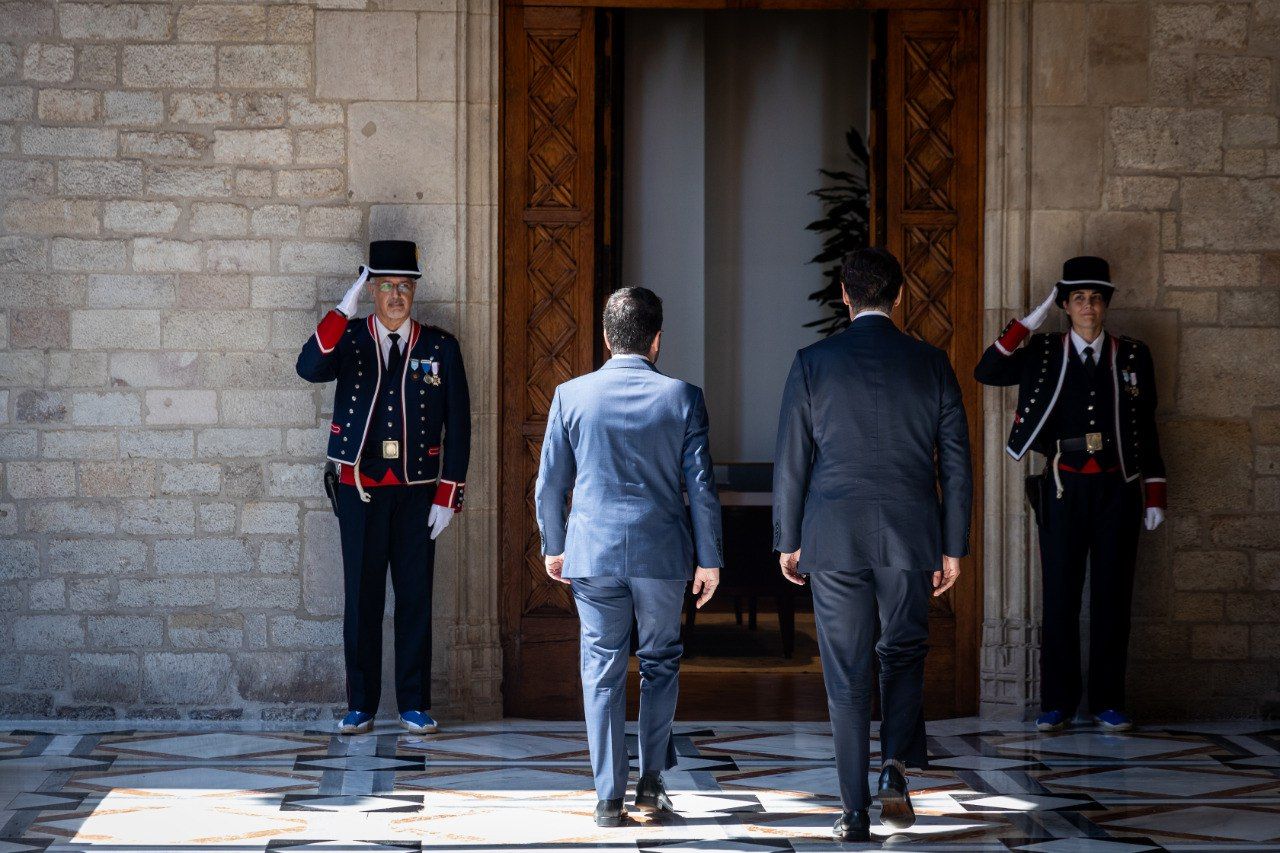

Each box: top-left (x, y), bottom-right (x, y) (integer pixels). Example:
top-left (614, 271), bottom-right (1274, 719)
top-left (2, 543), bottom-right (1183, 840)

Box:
top-left (296, 251), bottom-right (470, 715)
top-left (975, 270), bottom-right (1165, 716)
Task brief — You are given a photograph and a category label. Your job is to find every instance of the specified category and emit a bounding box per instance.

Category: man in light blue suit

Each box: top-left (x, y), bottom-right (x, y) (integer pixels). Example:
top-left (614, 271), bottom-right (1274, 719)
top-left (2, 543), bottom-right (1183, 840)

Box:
top-left (535, 286), bottom-right (724, 828)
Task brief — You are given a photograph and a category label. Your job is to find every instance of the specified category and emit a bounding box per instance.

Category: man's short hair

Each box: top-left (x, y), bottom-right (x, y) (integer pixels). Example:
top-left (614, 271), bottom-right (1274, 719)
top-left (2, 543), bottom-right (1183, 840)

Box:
top-left (603, 287), bottom-right (663, 355)
top-left (841, 247), bottom-right (904, 313)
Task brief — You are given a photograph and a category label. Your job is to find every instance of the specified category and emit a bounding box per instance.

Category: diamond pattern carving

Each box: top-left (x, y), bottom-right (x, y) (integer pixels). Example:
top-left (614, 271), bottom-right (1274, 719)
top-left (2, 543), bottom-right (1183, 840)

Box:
top-left (526, 223), bottom-right (579, 420)
top-left (903, 36), bottom-right (957, 213)
top-left (521, 220), bottom-right (580, 616)
top-left (527, 32), bottom-right (579, 209)
top-left (901, 226), bottom-right (955, 352)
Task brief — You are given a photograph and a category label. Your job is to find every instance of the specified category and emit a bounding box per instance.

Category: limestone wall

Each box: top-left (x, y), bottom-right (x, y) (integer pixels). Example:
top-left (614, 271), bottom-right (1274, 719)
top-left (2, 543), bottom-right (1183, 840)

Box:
top-left (0, 0), bottom-right (501, 721)
top-left (984, 0), bottom-right (1280, 719)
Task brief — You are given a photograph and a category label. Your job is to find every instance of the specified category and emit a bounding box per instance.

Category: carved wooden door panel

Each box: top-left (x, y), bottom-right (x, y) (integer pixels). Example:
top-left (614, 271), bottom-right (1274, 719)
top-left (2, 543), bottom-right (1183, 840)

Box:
top-left (884, 8), bottom-right (983, 717)
top-left (500, 4), bottom-right (599, 717)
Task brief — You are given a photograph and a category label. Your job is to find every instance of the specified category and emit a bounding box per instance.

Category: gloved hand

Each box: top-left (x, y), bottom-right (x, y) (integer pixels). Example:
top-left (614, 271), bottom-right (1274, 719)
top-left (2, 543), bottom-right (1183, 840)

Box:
top-left (1144, 507), bottom-right (1164, 531)
top-left (1021, 285), bottom-right (1059, 331)
top-left (428, 504), bottom-right (454, 540)
top-left (336, 268), bottom-right (367, 317)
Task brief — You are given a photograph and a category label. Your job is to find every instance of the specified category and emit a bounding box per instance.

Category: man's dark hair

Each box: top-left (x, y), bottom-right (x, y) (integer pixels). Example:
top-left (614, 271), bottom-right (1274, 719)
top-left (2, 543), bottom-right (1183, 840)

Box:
top-left (603, 287), bottom-right (663, 354)
top-left (841, 247), bottom-right (904, 313)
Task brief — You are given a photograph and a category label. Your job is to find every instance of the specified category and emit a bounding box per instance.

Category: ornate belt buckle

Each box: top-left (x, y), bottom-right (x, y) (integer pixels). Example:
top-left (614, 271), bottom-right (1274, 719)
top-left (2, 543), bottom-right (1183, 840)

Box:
top-left (382, 440), bottom-right (400, 459)
top-left (1085, 432), bottom-right (1103, 454)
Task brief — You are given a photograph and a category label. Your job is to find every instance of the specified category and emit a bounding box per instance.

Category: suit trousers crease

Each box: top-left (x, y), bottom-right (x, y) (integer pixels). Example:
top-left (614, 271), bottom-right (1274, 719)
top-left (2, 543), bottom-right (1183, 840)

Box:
top-left (336, 483), bottom-right (436, 714)
top-left (572, 576), bottom-right (685, 801)
top-left (1038, 471), bottom-right (1141, 715)
top-left (810, 567), bottom-right (931, 812)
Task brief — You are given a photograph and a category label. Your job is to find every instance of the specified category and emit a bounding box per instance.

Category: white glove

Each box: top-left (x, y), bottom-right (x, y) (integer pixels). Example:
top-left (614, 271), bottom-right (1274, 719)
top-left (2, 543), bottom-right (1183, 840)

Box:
top-left (336, 268), bottom-right (368, 317)
top-left (1144, 507), bottom-right (1164, 531)
top-left (1021, 286), bottom-right (1059, 331)
top-left (428, 504), bottom-right (454, 540)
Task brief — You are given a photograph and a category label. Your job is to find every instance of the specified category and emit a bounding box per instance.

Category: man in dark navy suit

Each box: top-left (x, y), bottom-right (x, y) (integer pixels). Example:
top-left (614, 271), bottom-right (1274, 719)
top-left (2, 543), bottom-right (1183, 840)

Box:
top-left (296, 239), bottom-right (471, 736)
top-left (772, 248), bottom-right (972, 842)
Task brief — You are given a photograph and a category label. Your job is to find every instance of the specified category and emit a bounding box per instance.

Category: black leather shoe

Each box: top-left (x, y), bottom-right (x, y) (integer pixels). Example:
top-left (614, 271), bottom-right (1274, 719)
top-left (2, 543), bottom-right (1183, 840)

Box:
top-left (832, 809), bottom-right (871, 842)
top-left (595, 798), bottom-right (626, 827)
top-left (876, 762), bottom-right (915, 830)
top-left (634, 772), bottom-right (675, 813)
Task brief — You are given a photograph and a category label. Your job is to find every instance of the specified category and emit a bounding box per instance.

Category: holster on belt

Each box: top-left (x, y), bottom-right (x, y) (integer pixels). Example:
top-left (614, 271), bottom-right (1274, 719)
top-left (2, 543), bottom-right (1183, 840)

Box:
top-left (323, 460), bottom-right (339, 516)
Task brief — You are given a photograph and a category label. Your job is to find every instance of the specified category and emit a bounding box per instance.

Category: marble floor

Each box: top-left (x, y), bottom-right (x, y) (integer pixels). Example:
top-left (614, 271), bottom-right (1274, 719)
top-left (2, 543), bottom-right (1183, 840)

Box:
top-left (2, 718), bottom-right (1278, 852)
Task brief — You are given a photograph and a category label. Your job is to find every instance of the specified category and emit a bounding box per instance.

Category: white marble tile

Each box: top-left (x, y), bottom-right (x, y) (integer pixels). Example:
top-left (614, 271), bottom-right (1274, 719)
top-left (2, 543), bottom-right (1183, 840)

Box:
top-left (77, 766), bottom-right (315, 798)
top-left (1106, 804), bottom-right (1280, 843)
top-left (107, 733), bottom-right (316, 760)
top-left (1018, 840), bottom-right (1158, 853)
top-left (707, 732), bottom-right (837, 760)
top-left (1048, 767), bottom-right (1260, 797)
top-left (999, 733), bottom-right (1199, 760)
top-left (410, 732), bottom-right (582, 759)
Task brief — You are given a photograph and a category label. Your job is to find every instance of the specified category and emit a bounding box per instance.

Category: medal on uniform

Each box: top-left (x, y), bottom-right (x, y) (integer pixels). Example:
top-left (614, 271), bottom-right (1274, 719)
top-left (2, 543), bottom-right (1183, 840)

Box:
top-left (410, 358), bottom-right (419, 372)
top-left (382, 439), bottom-right (400, 459)
top-left (427, 359), bottom-right (441, 386)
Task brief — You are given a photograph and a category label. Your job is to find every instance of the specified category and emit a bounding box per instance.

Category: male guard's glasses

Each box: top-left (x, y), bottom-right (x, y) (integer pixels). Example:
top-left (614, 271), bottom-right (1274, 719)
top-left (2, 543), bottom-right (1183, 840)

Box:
top-left (374, 281), bottom-right (416, 294)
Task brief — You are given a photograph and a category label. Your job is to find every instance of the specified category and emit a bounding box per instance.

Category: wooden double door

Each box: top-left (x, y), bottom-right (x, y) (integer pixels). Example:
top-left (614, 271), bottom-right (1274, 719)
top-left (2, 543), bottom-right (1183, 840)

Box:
top-left (500, 0), bottom-right (984, 719)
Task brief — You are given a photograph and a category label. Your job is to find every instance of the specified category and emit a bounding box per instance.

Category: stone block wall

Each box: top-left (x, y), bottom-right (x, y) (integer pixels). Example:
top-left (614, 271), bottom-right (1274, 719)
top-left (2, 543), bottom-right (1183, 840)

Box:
top-left (985, 0), bottom-right (1280, 718)
top-left (0, 0), bottom-right (500, 721)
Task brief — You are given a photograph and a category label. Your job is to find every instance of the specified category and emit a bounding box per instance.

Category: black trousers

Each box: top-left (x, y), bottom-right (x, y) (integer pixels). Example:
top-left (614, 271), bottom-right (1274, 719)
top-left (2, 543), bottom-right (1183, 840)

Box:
top-left (336, 482), bottom-right (436, 713)
top-left (810, 567), bottom-right (931, 812)
top-left (1037, 470), bottom-right (1142, 715)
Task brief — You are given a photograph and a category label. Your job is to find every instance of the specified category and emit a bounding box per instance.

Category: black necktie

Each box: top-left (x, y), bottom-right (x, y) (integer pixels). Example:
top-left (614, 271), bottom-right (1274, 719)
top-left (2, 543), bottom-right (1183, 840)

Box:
top-left (387, 332), bottom-right (404, 375)
top-left (1082, 344), bottom-right (1096, 377)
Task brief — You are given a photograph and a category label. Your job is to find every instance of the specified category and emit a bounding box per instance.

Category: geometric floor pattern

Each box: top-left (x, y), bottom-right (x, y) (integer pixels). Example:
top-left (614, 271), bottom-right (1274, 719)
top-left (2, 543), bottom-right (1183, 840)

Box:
top-left (2, 718), bottom-right (1277, 851)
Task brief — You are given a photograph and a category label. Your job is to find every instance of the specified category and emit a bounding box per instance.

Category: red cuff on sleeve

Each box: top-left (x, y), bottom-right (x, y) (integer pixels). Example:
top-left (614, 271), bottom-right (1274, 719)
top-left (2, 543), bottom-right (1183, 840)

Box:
top-left (995, 319), bottom-right (1029, 355)
top-left (315, 309), bottom-right (348, 354)
top-left (434, 480), bottom-right (465, 512)
top-left (1144, 480), bottom-right (1167, 510)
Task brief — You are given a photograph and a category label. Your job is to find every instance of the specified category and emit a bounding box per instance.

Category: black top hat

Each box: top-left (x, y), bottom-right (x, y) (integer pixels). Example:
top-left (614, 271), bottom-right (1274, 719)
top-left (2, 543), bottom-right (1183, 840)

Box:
top-left (362, 239), bottom-right (422, 279)
top-left (1054, 255), bottom-right (1115, 307)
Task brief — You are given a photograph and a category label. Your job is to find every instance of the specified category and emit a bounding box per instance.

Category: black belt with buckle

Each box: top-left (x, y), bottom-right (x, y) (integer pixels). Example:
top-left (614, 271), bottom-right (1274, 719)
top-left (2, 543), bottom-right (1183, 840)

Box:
top-left (1057, 432), bottom-right (1110, 454)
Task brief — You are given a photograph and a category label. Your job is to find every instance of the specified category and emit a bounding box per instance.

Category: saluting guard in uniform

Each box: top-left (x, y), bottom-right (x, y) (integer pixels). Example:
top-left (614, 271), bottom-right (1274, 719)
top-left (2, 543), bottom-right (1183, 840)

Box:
top-left (296, 239), bottom-right (470, 735)
top-left (975, 256), bottom-right (1166, 733)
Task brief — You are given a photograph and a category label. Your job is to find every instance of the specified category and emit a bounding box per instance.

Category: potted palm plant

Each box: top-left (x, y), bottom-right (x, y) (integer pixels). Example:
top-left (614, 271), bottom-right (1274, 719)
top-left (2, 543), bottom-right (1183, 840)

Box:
top-left (804, 127), bottom-right (871, 338)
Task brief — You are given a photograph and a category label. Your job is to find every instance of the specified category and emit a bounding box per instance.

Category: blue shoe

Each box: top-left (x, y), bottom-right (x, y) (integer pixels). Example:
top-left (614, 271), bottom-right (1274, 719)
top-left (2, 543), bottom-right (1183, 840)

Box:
top-left (1036, 710), bottom-right (1068, 732)
top-left (399, 710), bottom-right (438, 734)
top-left (1094, 709), bottom-right (1134, 732)
top-left (339, 710), bottom-right (374, 734)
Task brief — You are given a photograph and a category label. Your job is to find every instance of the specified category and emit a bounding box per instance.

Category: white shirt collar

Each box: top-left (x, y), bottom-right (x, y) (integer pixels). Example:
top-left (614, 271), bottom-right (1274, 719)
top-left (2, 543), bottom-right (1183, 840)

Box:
top-left (853, 309), bottom-right (893, 321)
top-left (373, 315), bottom-right (410, 361)
top-left (1070, 328), bottom-right (1105, 360)
top-left (609, 353), bottom-right (651, 362)
top-left (373, 315), bottom-right (407, 345)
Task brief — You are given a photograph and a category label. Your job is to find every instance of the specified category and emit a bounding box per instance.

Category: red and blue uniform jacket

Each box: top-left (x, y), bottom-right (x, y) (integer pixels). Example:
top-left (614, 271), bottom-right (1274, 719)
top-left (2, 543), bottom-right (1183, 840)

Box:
top-left (296, 310), bottom-right (470, 511)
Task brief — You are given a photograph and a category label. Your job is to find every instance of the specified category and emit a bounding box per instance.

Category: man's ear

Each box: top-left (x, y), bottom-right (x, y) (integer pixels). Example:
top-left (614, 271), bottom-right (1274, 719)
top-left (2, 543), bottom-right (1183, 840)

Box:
top-left (603, 330), bottom-right (612, 354)
top-left (840, 285), bottom-right (850, 307)
top-left (893, 289), bottom-right (904, 309)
